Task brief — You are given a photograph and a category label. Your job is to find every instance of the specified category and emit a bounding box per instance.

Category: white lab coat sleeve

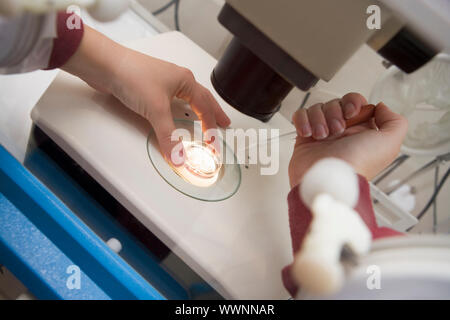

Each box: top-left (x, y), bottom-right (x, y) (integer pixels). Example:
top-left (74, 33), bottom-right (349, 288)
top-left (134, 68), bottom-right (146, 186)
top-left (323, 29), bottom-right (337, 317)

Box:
top-left (0, 12), bottom-right (57, 74)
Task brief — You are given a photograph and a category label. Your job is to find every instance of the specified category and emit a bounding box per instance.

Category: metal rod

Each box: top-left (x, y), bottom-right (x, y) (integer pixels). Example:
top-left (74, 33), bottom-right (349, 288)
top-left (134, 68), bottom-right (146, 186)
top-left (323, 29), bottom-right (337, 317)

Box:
top-left (384, 157), bottom-right (440, 195)
top-left (174, 0), bottom-right (181, 31)
top-left (385, 152), bottom-right (450, 195)
top-left (433, 165), bottom-right (439, 233)
top-left (298, 92), bottom-right (311, 110)
top-left (407, 167), bottom-right (450, 231)
top-left (152, 0), bottom-right (176, 15)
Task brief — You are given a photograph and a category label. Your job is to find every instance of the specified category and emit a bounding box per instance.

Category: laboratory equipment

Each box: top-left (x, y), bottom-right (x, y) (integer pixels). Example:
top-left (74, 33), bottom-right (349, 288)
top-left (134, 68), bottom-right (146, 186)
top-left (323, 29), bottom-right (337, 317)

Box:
top-left (288, 158), bottom-right (450, 299)
top-left (369, 53), bottom-right (450, 233)
top-left (322, 235), bottom-right (450, 299)
top-left (370, 54), bottom-right (450, 157)
top-left (212, 0), bottom-right (450, 121)
top-left (0, 144), bottom-right (182, 299)
top-left (293, 158), bottom-right (372, 296)
top-left (2, 0), bottom-right (448, 299)
top-left (30, 32), bottom-right (296, 299)
top-left (146, 119), bottom-right (241, 200)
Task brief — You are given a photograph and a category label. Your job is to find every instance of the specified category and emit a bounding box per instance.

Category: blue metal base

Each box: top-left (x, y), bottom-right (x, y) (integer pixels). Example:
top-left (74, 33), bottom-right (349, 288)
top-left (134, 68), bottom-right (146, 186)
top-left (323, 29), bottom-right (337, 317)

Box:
top-left (0, 144), bottom-right (172, 299)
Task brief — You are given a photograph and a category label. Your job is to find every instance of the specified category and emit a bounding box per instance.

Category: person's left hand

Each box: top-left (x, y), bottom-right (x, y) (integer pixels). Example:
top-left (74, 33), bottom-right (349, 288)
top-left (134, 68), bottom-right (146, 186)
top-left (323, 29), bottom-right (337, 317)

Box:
top-left (288, 93), bottom-right (408, 188)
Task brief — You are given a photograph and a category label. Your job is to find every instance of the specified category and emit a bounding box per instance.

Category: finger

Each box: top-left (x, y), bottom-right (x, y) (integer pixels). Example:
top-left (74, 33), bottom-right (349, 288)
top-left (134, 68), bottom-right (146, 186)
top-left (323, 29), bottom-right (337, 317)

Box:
top-left (307, 103), bottom-right (329, 140)
top-left (191, 86), bottom-right (218, 132)
top-left (175, 69), bottom-right (230, 131)
top-left (322, 99), bottom-right (345, 136)
top-left (374, 102), bottom-right (408, 137)
top-left (345, 104), bottom-right (376, 127)
top-left (292, 108), bottom-right (312, 137)
top-left (148, 103), bottom-right (186, 166)
top-left (178, 81), bottom-right (227, 156)
top-left (206, 87), bottom-right (231, 128)
top-left (340, 92), bottom-right (368, 120)
top-left (192, 83), bottom-right (231, 129)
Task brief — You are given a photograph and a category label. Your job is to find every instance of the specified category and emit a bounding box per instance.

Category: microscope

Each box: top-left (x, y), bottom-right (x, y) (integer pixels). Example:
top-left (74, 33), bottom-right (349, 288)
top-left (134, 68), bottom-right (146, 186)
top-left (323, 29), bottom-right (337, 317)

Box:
top-left (211, 0), bottom-right (448, 122)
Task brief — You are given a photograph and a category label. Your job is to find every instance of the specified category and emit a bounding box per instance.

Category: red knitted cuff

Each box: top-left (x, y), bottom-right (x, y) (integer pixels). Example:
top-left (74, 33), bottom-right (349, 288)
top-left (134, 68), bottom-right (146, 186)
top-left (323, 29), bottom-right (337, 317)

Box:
top-left (282, 175), bottom-right (403, 297)
top-left (44, 12), bottom-right (84, 70)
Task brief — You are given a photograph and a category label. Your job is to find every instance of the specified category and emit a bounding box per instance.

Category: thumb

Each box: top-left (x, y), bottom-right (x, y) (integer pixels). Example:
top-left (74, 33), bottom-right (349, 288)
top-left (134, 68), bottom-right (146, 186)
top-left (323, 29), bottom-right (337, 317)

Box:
top-left (374, 102), bottom-right (408, 137)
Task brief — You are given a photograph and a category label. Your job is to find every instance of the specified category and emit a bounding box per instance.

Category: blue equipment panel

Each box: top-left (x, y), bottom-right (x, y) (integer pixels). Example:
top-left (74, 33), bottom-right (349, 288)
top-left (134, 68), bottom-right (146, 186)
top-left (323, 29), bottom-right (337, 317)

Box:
top-left (0, 145), bottom-right (170, 299)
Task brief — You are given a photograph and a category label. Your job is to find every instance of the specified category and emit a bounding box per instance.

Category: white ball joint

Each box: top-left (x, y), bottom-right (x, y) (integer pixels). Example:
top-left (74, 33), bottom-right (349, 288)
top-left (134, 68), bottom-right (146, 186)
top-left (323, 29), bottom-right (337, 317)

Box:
top-left (106, 238), bottom-right (122, 253)
top-left (88, 0), bottom-right (130, 22)
top-left (0, 0), bottom-right (129, 22)
top-left (293, 158), bottom-right (372, 297)
top-left (300, 157), bottom-right (360, 209)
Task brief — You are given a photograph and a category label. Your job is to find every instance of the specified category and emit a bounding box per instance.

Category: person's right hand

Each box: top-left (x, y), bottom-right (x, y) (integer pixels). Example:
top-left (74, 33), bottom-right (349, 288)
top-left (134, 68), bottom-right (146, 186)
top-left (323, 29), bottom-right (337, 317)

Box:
top-left (288, 93), bottom-right (408, 188)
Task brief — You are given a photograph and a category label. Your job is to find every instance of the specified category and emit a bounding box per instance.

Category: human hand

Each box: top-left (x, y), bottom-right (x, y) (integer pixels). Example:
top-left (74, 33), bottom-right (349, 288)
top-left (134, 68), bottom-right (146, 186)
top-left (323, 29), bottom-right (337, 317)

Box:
top-left (288, 93), bottom-right (408, 188)
top-left (108, 50), bottom-right (230, 166)
top-left (63, 26), bottom-right (230, 165)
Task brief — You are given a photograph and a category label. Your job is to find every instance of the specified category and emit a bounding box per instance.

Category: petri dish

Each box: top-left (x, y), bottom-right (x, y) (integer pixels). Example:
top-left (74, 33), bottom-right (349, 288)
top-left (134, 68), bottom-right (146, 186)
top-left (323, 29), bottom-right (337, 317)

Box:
top-left (146, 119), bottom-right (241, 201)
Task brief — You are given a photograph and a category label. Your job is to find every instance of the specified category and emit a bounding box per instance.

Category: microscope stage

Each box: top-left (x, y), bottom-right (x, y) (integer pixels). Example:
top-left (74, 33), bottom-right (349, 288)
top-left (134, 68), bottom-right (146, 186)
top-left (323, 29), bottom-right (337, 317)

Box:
top-left (31, 32), bottom-right (296, 299)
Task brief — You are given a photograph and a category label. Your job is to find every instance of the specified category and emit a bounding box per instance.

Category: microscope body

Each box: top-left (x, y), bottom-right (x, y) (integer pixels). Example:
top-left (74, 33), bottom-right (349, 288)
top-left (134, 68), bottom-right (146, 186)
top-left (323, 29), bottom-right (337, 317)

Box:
top-left (212, 0), bottom-right (441, 122)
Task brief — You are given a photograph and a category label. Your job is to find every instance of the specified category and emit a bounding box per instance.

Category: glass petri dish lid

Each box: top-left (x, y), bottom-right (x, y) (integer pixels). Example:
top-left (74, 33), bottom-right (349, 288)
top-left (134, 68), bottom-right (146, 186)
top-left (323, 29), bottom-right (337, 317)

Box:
top-left (146, 119), bottom-right (241, 201)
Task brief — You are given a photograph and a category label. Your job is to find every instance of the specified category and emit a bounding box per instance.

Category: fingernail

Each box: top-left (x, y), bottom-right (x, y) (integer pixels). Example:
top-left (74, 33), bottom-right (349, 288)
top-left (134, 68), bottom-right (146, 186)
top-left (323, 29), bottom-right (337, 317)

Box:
top-left (344, 103), bottom-right (356, 119)
top-left (206, 136), bottom-right (216, 144)
top-left (169, 142), bottom-right (185, 167)
top-left (330, 119), bottom-right (344, 135)
top-left (301, 125), bottom-right (312, 137)
top-left (223, 117), bottom-right (231, 127)
top-left (313, 124), bottom-right (328, 139)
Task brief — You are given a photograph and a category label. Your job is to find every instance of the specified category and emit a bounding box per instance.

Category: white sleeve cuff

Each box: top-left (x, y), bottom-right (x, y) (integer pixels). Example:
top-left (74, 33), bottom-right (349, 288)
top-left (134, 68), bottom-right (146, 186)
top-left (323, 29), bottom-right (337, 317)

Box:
top-left (0, 12), bottom-right (57, 74)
